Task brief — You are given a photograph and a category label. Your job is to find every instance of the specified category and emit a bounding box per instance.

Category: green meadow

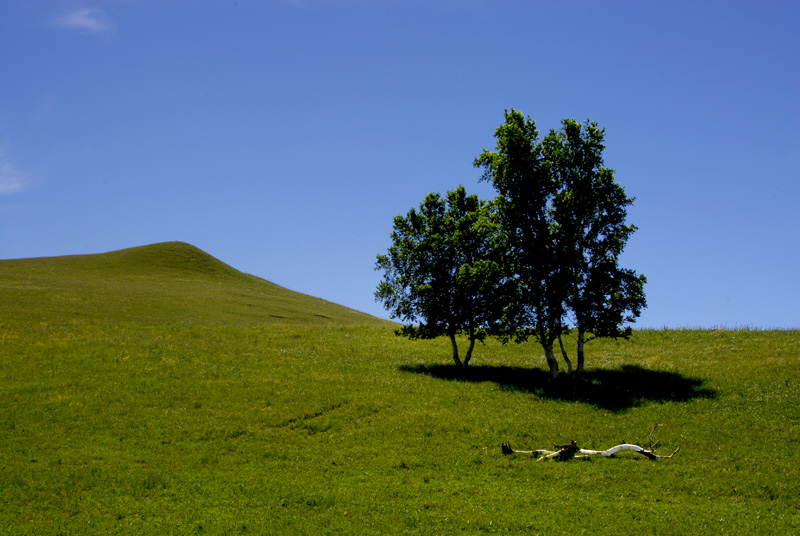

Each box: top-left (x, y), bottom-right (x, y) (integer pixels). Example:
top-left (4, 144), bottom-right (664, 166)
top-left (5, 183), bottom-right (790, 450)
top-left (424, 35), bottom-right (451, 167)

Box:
top-left (1, 242), bottom-right (798, 534)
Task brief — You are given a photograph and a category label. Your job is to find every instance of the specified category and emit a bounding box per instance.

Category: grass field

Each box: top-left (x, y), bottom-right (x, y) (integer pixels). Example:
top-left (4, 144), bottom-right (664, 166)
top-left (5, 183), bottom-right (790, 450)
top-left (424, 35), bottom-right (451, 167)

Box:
top-left (1, 243), bottom-right (798, 534)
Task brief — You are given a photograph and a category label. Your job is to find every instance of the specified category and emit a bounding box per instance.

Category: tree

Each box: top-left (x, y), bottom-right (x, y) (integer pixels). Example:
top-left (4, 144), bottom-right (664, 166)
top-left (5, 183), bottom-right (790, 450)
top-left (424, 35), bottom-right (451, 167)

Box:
top-left (545, 119), bottom-right (647, 372)
top-left (474, 110), bottom-right (646, 377)
top-left (375, 186), bottom-right (503, 367)
top-left (474, 110), bottom-right (567, 377)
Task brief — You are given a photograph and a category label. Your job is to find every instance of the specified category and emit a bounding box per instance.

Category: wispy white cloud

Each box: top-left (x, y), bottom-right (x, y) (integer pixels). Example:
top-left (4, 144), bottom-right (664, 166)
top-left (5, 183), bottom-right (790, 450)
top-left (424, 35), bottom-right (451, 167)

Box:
top-left (0, 161), bottom-right (28, 196)
top-left (58, 8), bottom-right (115, 34)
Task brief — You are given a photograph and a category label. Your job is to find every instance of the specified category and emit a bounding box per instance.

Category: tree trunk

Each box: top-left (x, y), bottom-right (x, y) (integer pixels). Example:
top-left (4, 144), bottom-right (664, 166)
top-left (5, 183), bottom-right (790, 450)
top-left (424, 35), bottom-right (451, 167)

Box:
top-left (543, 343), bottom-right (560, 378)
top-left (557, 333), bottom-right (572, 373)
top-left (464, 329), bottom-right (477, 368)
top-left (576, 329), bottom-right (586, 373)
top-left (449, 333), bottom-right (463, 367)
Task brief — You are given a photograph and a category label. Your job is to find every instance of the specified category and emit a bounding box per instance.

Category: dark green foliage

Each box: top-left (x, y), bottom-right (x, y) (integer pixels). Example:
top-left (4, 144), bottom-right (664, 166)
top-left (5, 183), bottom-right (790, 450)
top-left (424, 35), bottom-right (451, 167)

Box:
top-left (474, 110), bottom-right (568, 376)
top-left (378, 111), bottom-right (645, 374)
top-left (475, 110), bottom-right (646, 376)
top-left (375, 186), bottom-right (504, 366)
top-left (546, 118), bottom-right (647, 370)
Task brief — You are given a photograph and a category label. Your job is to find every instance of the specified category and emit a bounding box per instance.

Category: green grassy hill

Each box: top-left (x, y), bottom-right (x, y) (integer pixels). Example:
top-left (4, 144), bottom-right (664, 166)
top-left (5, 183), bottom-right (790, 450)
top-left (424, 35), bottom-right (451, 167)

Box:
top-left (0, 241), bottom-right (388, 327)
top-left (1, 242), bottom-right (798, 534)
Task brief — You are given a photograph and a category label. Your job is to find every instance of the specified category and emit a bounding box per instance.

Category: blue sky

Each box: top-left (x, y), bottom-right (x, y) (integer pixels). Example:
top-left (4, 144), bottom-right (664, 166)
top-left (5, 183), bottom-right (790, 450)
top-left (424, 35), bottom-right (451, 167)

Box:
top-left (1, 0), bottom-right (798, 329)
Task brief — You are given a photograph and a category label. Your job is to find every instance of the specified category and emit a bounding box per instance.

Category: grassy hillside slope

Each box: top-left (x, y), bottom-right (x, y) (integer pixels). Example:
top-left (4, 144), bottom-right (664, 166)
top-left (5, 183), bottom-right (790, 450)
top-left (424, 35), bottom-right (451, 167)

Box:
top-left (1, 243), bottom-right (798, 534)
top-left (0, 241), bottom-right (387, 327)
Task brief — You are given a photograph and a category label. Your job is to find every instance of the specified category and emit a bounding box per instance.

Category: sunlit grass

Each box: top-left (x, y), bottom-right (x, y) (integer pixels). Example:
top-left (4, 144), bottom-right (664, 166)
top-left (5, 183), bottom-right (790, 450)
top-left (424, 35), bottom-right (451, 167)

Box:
top-left (1, 244), bottom-right (798, 533)
top-left (2, 322), bottom-right (798, 534)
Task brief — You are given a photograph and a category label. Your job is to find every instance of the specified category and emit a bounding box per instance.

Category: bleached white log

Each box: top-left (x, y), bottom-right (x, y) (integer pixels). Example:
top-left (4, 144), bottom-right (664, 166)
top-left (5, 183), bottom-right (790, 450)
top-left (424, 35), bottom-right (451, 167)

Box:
top-left (501, 426), bottom-right (680, 461)
top-left (581, 444), bottom-right (680, 459)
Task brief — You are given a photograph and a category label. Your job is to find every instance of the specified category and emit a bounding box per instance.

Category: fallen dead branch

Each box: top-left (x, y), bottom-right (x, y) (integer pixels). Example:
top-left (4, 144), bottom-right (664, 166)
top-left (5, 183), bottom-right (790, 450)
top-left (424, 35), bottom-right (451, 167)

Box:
top-left (501, 424), bottom-right (680, 461)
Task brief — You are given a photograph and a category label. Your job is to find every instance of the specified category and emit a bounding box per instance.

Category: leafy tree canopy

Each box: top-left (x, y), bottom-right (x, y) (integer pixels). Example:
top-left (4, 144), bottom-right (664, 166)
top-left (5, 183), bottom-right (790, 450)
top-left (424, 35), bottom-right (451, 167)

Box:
top-left (475, 110), bottom-right (646, 376)
top-left (375, 186), bottom-right (504, 367)
top-left (377, 111), bottom-right (646, 376)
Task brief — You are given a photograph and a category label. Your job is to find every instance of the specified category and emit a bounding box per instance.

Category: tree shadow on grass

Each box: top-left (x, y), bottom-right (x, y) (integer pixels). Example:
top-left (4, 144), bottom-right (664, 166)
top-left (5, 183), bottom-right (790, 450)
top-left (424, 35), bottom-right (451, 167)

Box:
top-left (399, 363), bottom-right (716, 412)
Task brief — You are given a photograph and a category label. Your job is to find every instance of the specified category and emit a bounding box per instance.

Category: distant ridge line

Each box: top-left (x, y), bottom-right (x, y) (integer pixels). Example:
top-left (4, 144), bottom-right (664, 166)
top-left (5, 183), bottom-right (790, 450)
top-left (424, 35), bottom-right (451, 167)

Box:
top-left (0, 241), bottom-right (391, 327)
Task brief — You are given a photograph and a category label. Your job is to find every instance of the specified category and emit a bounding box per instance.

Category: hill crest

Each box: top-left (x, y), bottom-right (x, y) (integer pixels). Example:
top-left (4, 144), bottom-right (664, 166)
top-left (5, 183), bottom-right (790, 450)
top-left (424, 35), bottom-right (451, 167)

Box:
top-left (0, 241), bottom-right (388, 327)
